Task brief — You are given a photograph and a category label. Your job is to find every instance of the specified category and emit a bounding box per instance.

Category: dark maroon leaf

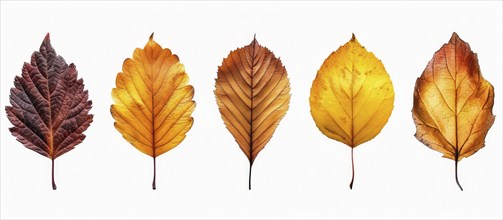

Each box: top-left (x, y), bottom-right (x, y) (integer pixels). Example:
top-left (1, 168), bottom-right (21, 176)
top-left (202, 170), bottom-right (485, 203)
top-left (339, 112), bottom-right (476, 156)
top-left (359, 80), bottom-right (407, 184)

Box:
top-left (5, 33), bottom-right (93, 190)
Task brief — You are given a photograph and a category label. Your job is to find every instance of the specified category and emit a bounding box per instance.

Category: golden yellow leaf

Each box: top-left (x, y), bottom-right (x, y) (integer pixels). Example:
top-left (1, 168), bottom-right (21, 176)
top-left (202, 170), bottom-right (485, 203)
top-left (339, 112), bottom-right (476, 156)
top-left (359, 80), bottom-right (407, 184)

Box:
top-left (412, 32), bottom-right (495, 191)
top-left (214, 36), bottom-right (290, 189)
top-left (111, 34), bottom-right (195, 189)
top-left (310, 34), bottom-right (394, 189)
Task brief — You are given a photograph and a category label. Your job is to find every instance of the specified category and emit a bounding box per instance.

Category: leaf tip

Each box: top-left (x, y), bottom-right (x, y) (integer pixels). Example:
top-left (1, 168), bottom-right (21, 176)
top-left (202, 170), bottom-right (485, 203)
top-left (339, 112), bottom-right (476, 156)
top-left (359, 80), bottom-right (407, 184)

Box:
top-left (44, 33), bottom-right (51, 42)
top-left (349, 33), bottom-right (361, 46)
top-left (449, 32), bottom-right (461, 44)
top-left (42, 33), bottom-right (52, 48)
top-left (251, 34), bottom-right (258, 45)
top-left (351, 33), bottom-right (356, 42)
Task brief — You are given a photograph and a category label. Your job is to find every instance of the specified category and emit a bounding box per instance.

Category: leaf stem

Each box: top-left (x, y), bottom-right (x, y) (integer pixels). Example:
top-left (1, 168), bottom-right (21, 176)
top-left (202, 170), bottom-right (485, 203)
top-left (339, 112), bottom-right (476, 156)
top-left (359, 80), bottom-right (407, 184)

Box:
top-left (52, 159), bottom-right (57, 190)
top-left (152, 157), bottom-right (156, 190)
top-left (349, 147), bottom-right (354, 190)
top-left (249, 163), bottom-right (252, 190)
top-left (455, 158), bottom-right (463, 191)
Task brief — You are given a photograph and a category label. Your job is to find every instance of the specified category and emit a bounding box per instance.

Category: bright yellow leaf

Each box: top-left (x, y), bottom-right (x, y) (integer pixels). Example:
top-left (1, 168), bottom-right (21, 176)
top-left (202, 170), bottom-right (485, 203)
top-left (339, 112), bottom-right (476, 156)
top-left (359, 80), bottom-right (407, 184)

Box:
top-left (310, 34), bottom-right (394, 189)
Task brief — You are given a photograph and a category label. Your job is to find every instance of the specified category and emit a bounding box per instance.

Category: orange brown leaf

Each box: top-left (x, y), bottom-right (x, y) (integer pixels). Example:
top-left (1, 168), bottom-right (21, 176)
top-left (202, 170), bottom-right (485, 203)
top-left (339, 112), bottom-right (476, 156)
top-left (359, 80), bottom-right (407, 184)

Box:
top-left (412, 32), bottom-right (495, 191)
top-left (214, 36), bottom-right (290, 189)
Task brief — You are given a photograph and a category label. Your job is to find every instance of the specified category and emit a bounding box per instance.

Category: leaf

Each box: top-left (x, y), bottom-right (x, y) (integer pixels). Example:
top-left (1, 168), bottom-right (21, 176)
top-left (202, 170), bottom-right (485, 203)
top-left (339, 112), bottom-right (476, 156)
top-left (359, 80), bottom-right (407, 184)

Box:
top-left (309, 34), bottom-right (394, 189)
top-left (111, 34), bottom-right (195, 190)
top-left (5, 33), bottom-right (94, 190)
top-left (412, 32), bottom-right (495, 191)
top-left (214, 36), bottom-right (290, 190)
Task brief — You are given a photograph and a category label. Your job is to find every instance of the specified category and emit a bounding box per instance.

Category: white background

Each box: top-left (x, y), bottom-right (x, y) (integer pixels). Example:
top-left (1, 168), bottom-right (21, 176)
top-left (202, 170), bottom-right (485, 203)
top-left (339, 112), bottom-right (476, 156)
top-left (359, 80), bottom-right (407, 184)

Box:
top-left (1, 1), bottom-right (502, 219)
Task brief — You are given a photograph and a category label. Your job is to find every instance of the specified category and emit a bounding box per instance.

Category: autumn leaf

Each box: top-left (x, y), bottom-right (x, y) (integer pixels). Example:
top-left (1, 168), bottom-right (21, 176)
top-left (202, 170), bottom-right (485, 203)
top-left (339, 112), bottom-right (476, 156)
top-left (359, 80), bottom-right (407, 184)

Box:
top-left (412, 32), bottom-right (495, 191)
top-left (310, 34), bottom-right (394, 189)
top-left (5, 33), bottom-right (94, 190)
top-left (111, 34), bottom-right (195, 190)
top-left (214, 36), bottom-right (290, 190)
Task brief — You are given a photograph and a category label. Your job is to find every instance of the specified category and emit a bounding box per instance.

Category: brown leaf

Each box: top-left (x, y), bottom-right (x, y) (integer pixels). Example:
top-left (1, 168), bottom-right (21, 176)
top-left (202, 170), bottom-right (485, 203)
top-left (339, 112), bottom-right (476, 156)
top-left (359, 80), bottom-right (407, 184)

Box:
top-left (214, 36), bottom-right (290, 189)
top-left (5, 33), bottom-right (94, 190)
top-left (412, 32), bottom-right (495, 191)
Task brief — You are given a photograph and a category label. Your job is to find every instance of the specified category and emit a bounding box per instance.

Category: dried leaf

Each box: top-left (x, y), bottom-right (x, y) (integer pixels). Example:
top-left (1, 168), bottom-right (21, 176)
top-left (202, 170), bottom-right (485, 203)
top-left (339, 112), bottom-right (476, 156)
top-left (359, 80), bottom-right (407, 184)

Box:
top-left (111, 34), bottom-right (195, 190)
top-left (412, 32), bottom-right (495, 191)
top-left (310, 34), bottom-right (394, 189)
top-left (214, 36), bottom-right (290, 189)
top-left (5, 33), bottom-right (94, 190)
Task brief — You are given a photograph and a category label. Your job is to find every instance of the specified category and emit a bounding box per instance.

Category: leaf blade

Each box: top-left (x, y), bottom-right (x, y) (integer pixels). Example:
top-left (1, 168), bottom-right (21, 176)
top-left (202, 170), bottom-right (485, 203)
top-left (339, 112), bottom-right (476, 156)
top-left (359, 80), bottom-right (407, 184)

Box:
top-left (413, 33), bottom-right (495, 160)
top-left (310, 35), bottom-right (394, 148)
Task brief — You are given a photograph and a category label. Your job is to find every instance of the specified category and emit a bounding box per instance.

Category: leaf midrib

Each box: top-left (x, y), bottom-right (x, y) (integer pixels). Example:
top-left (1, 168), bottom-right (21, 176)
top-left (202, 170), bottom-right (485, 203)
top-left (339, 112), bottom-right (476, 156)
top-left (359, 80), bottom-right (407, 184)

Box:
top-left (150, 55), bottom-right (157, 158)
top-left (249, 39), bottom-right (257, 163)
